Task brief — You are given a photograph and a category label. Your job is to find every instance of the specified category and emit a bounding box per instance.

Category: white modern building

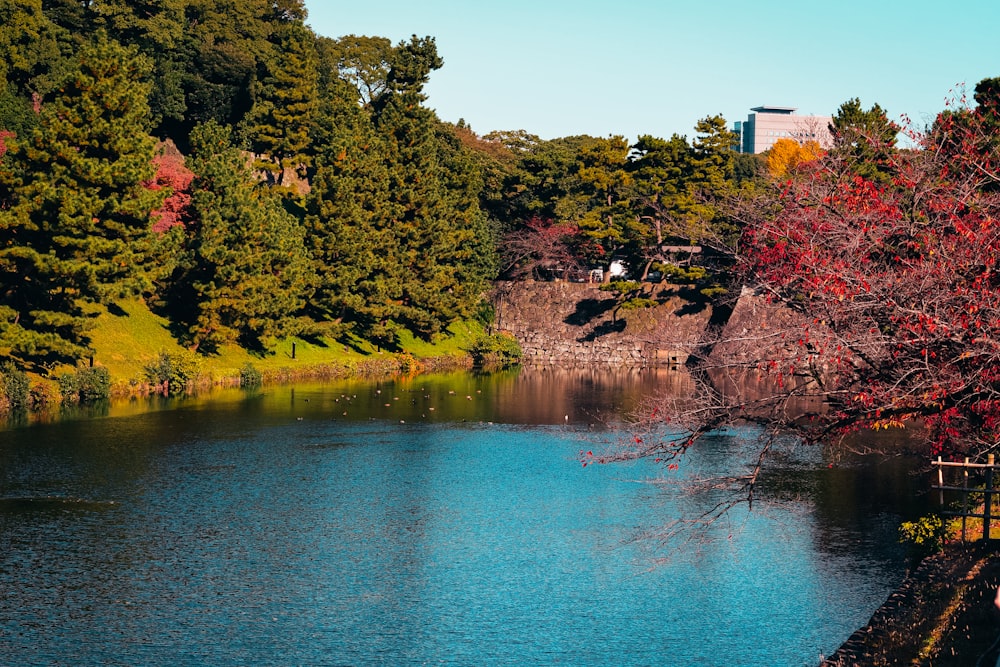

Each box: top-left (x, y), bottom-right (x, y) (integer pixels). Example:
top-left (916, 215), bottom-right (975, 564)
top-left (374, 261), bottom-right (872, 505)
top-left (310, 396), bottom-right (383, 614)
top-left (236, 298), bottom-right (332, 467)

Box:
top-left (734, 106), bottom-right (833, 154)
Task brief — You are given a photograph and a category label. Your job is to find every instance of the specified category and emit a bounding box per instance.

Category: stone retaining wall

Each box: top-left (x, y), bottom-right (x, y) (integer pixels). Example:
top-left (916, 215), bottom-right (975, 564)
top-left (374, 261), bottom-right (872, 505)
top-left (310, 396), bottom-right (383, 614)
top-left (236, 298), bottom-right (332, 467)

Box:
top-left (489, 281), bottom-right (713, 366)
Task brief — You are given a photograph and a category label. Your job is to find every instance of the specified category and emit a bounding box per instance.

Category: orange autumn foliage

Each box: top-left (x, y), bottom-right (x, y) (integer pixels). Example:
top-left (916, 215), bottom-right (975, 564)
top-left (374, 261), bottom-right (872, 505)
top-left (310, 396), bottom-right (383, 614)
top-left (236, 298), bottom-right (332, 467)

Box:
top-left (765, 138), bottom-right (825, 178)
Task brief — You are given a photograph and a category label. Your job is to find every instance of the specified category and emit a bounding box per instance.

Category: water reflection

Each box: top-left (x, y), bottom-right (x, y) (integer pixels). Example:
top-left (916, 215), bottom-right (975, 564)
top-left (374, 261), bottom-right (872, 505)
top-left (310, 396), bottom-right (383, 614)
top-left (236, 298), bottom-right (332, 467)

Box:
top-left (0, 367), bottom-right (930, 665)
top-left (2, 367), bottom-right (697, 433)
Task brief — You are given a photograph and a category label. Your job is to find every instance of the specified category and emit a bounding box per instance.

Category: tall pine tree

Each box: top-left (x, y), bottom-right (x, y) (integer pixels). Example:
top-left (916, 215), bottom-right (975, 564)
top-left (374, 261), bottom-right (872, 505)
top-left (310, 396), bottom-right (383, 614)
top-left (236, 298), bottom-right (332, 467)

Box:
top-left (0, 31), bottom-right (162, 363)
top-left (372, 36), bottom-right (491, 338)
top-left (241, 19), bottom-right (319, 186)
top-left (169, 120), bottom-right (312, 351)
top-left (828, 98), bottom-right (899, 184)
top-left (306, 74), bottom-right (399, 343)
top-left (307, 36), bottom-right (493, 345)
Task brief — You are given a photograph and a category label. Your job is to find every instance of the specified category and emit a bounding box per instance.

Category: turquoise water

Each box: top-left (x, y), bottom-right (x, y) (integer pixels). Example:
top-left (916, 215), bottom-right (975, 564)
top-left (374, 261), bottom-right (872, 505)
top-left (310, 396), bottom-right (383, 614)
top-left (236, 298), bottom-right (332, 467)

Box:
top-left (0, 373), bottom-right (925, 666)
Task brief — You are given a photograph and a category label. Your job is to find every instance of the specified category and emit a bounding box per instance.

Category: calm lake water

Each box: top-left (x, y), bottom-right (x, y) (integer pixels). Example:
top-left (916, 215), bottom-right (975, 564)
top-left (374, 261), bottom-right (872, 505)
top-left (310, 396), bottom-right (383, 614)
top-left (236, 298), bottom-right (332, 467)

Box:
top-left (0, 368), bottom-right (928, 666)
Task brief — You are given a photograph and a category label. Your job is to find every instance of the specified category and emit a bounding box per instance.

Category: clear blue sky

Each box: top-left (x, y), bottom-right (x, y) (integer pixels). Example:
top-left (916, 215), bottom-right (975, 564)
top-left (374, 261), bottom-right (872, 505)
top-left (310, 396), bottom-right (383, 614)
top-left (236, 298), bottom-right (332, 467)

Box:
top-left (303, 1), bottom-right (1000, 142)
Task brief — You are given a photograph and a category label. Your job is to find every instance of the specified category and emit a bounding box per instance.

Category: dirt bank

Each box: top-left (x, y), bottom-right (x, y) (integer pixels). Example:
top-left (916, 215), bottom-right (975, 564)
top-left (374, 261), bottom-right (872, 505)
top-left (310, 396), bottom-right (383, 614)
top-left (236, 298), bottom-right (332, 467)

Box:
top-left (823, 544), bottom-right (1000, 666)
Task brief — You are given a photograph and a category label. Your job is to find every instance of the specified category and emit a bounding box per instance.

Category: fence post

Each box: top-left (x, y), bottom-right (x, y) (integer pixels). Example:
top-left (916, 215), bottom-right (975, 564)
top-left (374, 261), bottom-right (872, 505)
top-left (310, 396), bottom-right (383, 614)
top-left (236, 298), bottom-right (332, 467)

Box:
top-left (962, 458), bottom-right (970, 542)
top-left (938, 456), bottom-right (944, 506)
top-left (985, 454), bottom-right (996, 542)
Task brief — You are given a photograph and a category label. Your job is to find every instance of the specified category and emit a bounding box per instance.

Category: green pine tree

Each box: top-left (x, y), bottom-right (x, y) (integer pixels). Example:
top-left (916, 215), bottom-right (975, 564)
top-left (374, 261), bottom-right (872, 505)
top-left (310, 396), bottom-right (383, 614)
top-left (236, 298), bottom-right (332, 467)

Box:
top-left (171, 120), bottom-right (312, 352)
top-left (242, 20), bottom-right (319, 186)
top-left (306, 73), bottom-right (398, 341)
top-left (0, 31), bottom-right (163, 363)
top-left (373, 36), bottom-right (491, 339)
top-left (307, 36), bottom-right (493, 346)
top-left (829, 98), bottom-right (899, 183)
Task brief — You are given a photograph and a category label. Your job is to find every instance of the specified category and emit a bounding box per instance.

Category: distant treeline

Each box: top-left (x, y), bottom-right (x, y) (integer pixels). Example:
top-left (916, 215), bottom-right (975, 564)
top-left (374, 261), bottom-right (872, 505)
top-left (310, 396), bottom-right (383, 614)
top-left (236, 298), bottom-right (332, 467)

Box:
top-left (0, 0), bottom-right (870, 369)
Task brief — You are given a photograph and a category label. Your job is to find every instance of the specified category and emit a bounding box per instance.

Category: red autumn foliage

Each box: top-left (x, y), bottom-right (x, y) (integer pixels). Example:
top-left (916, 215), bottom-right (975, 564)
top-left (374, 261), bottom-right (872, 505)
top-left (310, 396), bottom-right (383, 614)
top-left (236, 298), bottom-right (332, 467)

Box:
top-left (603, 90), bottom-right (1000, 494)
top-left (499, 215), bottom-right (584, 280)
top-left (148, 147), bottom-right (194, 233)
top-left (736, 104), bottom-right (1000, 459)
top-left (0, 130), bottom-right (13, 160)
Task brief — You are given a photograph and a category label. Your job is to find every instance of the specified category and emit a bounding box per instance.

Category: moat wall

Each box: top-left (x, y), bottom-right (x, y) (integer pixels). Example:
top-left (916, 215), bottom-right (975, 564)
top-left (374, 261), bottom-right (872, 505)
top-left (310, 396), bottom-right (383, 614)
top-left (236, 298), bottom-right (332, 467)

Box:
top-left (489, 281), bottom-right (714, 366)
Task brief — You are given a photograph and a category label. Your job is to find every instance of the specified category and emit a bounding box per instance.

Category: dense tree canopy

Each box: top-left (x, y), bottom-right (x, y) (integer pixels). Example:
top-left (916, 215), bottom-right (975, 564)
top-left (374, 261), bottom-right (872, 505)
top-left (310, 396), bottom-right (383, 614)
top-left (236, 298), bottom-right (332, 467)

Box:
top-left (0, 0), bottom-right (62, 96)
top-left (0, 7), bottom-right (508, 365)
top-left (0, 5), bottom-right (756, 366)
top-left (305, 35), bottom-right (494, 345)
top-left (240, 19), bottom-right (319, 185)
top-left (305, 63), bottom-right (399, 342)
top-left (3, 0), bottom-right (990, 437)
top-left (320, 34), bottom-right (393, 107)
top-left (485, 116), bottom-right (745, 283)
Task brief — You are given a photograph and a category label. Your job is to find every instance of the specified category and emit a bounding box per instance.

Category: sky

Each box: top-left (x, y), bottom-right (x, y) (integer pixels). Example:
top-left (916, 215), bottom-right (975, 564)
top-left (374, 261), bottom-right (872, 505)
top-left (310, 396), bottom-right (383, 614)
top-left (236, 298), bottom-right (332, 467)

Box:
top-left (303, 0), bottom-right (1000, 143)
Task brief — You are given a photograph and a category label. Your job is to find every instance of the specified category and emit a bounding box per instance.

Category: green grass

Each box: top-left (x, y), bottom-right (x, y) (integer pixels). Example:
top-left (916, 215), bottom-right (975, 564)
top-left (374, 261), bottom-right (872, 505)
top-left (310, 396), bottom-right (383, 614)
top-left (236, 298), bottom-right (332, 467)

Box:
top-left (81, 298), bottom-right (483, 389)
top-left (394, 319), bottom-right (483, 358)
top-left (84, 298), bottom-right (185, 381)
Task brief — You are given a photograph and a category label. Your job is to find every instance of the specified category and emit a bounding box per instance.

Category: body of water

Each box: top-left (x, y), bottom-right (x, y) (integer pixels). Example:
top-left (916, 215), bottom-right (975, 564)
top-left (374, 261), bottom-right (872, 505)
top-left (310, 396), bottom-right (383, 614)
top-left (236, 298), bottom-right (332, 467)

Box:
top-left (0, 369), bottom-right (928, 665)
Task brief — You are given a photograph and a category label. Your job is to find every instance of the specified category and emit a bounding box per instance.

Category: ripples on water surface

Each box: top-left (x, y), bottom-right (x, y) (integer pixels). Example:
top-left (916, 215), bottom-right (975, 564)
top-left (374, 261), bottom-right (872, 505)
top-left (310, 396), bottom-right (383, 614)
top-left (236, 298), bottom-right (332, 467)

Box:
top-left (0, 370), bottom-right (927, 665)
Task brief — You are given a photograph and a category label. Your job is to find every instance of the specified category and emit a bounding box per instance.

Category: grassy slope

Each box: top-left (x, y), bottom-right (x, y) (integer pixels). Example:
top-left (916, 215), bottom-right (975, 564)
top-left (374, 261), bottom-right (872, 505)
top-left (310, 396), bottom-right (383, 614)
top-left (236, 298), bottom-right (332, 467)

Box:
top-left (81, 297), bottom-right (482, 389)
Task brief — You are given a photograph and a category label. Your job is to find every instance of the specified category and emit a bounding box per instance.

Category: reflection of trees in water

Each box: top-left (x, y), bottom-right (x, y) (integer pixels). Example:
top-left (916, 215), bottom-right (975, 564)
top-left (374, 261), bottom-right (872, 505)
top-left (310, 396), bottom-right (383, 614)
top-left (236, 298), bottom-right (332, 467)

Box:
top-left (504, 366), bottom-right (695, 425)
top-left (494, 365), bottom-right (847, 426)
top-left (705, 367), bottom-right (932, 457)
top-left (705, 367), bottom-right (827, 421)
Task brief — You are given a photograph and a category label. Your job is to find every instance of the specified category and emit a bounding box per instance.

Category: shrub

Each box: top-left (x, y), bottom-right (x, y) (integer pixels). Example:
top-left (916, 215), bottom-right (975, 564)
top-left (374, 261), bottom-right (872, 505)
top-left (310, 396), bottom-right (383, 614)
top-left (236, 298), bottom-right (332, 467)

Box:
top-left (658, 263), bottom-right (707, 283)
top-left (56, 373), bottom-right (76, 402)
top-left (77, 367), bottom-right (111, 402)
top-left (469, 332), bottom-right (522, 369)
top-left (899, 515), bottom-right (948, 555)
top-left (699, 285), bottom-right (729, 298)
top-left (57, 366), bottom-right (111, 404)
top-left (144, 352), bottom-right (197, 395)
top-left (239, 362), bottom-right (262, 388)
top-left (0, 361), bottom-right (30, 410)
top-left (397, 353), bottom-right (421, 375)
top-left (29, 382), bottom-right (59, 408)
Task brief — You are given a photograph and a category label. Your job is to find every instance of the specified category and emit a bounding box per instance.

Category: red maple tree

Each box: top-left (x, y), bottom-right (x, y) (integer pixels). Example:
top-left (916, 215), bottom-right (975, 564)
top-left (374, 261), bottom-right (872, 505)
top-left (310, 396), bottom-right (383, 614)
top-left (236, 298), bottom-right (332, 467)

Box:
top-left (600, 88), bottom-right (1000, 493)
top-left (499, 215), bottom-right (585, 280)
top-left (148, 147), bottom-right (194, 233)
top-left (743, 109), bottom-right (1000, 458)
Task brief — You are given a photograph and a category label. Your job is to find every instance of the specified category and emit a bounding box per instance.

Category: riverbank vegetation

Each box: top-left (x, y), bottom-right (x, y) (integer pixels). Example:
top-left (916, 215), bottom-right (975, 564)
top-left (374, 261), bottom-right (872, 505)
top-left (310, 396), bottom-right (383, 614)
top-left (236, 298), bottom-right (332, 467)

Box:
top-left (5, 1), bottom-right (1000, 660)
top-left (0, 293), bottom-right (485, 411)
top-left (3, 3), bottom-right (1000, 487)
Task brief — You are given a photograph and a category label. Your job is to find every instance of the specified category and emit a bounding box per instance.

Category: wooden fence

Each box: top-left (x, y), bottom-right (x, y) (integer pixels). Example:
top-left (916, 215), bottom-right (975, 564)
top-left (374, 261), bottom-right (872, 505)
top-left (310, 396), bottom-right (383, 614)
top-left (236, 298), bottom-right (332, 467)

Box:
top-left (931, 454), bottom-right (1000, 542)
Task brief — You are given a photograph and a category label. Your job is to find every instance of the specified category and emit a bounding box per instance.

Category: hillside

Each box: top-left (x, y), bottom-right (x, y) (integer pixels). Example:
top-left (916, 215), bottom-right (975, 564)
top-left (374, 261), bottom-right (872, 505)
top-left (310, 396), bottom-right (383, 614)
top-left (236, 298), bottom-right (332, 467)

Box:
top-left (77, 297), bottom-right (481, 394)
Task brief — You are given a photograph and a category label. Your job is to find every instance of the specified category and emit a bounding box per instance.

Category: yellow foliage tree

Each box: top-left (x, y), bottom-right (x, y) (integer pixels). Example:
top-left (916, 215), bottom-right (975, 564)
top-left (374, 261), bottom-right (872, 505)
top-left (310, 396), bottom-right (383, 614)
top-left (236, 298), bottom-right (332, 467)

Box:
top-left (765, 138), bottom-right (825, 178)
